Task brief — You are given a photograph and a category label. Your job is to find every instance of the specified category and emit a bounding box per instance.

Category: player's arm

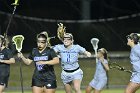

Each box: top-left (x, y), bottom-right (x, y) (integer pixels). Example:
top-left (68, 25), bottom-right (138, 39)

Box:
top-left (100, 58), bottom-right (110, 71)
top-left (36, 57), bottom-right (59, 65)
top-left (37, 48), bottom-right (59, 65)
top-left (84, 51), bottom-right (91, 57)
top-left (78, 45), bottom-right (91, 57)
top-left (0, 58), bottom-right (15, 64)
top-left (18, 52), bottom-right (33, 65)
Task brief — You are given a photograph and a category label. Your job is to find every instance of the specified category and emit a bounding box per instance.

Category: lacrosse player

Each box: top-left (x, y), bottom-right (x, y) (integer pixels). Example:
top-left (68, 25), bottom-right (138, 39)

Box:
top-left (86, 48), bottom-right (109, 93)
top-left (53, 23), bottom-right (91, 93)
top-left (0, 35), bottom-right (15, 93)
top-left (125, 33), bottom-right (140, 93)
top-left (17, 33), bottom-right (59, 93)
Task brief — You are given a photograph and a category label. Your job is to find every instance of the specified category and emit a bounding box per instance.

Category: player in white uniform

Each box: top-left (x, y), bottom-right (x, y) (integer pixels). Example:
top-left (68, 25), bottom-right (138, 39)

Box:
top-left (125, 33), bottom-right (140, 93)
top-left (86, 48), bottom-right (109, 93)
top-left (53, 33), bottom-right (91, 93)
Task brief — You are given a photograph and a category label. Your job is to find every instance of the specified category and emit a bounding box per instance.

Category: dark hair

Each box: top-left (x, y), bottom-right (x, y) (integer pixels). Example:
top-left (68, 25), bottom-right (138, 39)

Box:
top-left (127, 33), bottom-right (140, 44)
top-left (39, 31), bottom-right (51, 47)
top-left (0, 35), bottom-right (7, 46)
top-left (37, 33), bottom-right (47, 41)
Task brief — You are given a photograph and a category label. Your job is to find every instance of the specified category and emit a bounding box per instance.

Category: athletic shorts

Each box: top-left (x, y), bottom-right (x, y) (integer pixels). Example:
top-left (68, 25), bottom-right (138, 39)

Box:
top-left (130, 72), bottom-right (140, 83)
top-left (0, 73), bottom-right (9, 87)
top-left (32, 72), bottom-right (57, 89)
top-left (89, 77), bottom-right (107, 90)
top-left (61, 68), bottom-right (83, 85)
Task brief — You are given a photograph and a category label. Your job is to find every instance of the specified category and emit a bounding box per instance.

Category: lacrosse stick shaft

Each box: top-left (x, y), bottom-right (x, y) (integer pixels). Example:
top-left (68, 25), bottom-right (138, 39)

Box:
top-left (5, 6), bottom-right (17, 37)
top-left (2, 0), bottom-right (19, 47)
top-left (109, 62), bottom-right (132, 74)
top-left (1, 6), bottom-right (17, 47)
top-left (94, 49), bottom-right (98, 63)
top-left (19, 58), bottom-right (24, 93)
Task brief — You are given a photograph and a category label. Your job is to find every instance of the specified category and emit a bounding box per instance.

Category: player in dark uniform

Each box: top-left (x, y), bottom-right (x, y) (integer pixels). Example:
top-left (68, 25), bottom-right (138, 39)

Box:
top-left (0, 35), bottom-right (15, 93)
top-left (17, 33), bottom-right (59, 93)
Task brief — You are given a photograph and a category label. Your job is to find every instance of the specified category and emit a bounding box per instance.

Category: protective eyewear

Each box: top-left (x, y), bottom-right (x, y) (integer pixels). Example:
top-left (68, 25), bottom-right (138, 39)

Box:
top-left (37, 40), bottom-right (46, 44)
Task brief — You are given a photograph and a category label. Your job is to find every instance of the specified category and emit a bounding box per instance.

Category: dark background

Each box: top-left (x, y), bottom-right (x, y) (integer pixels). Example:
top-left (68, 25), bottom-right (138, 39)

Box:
top-left (0, 0), bottom-right (140, 52)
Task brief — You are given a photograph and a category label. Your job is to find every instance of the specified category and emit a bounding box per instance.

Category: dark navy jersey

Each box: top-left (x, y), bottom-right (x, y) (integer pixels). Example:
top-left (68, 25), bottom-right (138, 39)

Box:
top-left (0, 48), bottom-right (14, 76)
top-left (28, 47), bottom-right (58, 80)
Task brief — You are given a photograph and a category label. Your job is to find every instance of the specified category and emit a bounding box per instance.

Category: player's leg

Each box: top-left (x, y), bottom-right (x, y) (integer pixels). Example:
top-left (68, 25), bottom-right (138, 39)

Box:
top-left (86, 85), bottom-right (93, 93)
top-left (72, 69), bottom-right (83, 93)
top-left (0, 85), bottom-right (5, 93)
top-left (73, 79), bottom-right (82, 93)
top-left (44, 80), bottom-right (57, 93)
top-left (32, 76), bottom-right (44, 93)
top-left (0, 75), bottom-right (8, 93)
top-left (44, 88), bottom-right (56, 93)
top-left (64, 83), bottom-right (73, 93)
top-left (61, 71), bottom-right (73, 93)
top-left (86, 78), bottom-right (97, 93)
top-left (125, 82), bottom-right (140, 93)
top-left (32, 86), bottom-right (43, 93)
top-left (94, 89), bottom-right (101, 93)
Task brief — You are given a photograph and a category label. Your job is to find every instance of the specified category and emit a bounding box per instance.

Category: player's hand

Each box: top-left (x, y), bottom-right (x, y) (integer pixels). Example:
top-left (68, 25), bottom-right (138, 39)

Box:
top-left (99, 57), bottom-right (104, 62)
top-left (87, 52), bottom-right (91, 57)
top-left (17, 52), bottom-right (24, 58)
top-left (0, 59), bottom-right (4, 63)
top-left (85, 51), bottom-right (91, 57)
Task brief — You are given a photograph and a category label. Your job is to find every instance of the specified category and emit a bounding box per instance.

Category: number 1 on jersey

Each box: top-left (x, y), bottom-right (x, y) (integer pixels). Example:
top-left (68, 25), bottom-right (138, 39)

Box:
top-left (67, 53), bottom-right (70, 62)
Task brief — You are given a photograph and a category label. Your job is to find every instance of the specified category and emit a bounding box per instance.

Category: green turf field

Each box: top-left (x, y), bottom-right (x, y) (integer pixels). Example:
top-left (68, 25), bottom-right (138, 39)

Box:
top-left (9, 57), bottom-right (132, 88)
top-left (4, 89), bottom-right (140, 93)
top-left (6, 52), bottom-right (138, 92)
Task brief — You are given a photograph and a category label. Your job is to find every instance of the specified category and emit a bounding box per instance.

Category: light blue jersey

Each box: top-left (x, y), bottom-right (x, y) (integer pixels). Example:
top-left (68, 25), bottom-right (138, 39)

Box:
top-left (130, 44), bottom-right (140, 83)
top-left (89, 59), bottom-right (108, 90)
top-left (130, 44), bottom-right (140, 72)
top-left (53, 44), bottom-right (86, 70)
top-left (53, 44), bottom-right (85, 84)
top-left (94, 59), bottom-right (108, 79)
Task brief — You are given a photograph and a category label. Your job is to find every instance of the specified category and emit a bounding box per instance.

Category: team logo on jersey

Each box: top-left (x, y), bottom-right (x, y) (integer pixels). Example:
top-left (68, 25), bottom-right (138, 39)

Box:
top-left (0, 82), bottom-right (5, 86)
top-left (34, 56), bottom-right (48, 61)
top-left (0, 55), bottom-right (4, 59)
top-left (42, 53), bottom-right (46, 55)
top-left (47, 84), bottom-right (51, 87)
top-left (62, 51), bottom-right (77, 53)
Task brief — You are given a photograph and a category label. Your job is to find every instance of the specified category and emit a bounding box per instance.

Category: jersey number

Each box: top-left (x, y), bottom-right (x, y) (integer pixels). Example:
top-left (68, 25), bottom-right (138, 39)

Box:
top-left (67, 54), bottom-right (70, 62)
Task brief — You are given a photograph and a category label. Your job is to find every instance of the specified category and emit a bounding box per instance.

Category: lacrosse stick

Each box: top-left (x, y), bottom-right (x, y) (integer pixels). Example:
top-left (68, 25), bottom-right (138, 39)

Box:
top-left (12, 35), bottom-right (24, 93)
top-left (109, 62), bottom-right (132, 74)
top-left (12, 35), bottom-right (24, 52)
top-left (91, 38), bottom-right (99, 63)
top-left (2, 0), bottom-right (19, 47)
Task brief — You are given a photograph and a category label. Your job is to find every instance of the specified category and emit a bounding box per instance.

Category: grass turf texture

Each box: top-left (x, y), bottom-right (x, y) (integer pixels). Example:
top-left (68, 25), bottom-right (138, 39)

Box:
top-left (7, 52), bottom-right (134, 91)
top-left (4, 89), bottom-right (140, 93)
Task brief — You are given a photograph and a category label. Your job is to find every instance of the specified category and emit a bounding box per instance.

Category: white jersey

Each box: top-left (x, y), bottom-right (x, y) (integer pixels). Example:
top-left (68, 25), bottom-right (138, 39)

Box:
top-left (53, 44), bottom-right (86, 70)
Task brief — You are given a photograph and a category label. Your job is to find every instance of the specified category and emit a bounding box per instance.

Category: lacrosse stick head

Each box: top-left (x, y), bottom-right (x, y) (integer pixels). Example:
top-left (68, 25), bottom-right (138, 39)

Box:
top-left (57, 23), bottom-right (66, 41)
top-left (90, 38), bottom-right (99, 50)
top-left (12, 35), bottom-right (24, 52)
